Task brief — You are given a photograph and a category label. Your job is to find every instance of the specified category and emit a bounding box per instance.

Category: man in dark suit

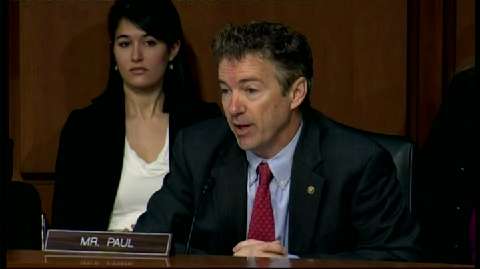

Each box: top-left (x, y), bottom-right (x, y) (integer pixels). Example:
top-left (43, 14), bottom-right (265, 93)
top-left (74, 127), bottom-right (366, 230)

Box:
top-left (135, 21), bottom-right (419, 260)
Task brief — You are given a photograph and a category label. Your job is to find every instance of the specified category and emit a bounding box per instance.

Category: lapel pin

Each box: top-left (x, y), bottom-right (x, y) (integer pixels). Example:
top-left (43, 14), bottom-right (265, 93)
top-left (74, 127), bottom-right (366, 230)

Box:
top-left (307, 185), bottom-right (315, 195)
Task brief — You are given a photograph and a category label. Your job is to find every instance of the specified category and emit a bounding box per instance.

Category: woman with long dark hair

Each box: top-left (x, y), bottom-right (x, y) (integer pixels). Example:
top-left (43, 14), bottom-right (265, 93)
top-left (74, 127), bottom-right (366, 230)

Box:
top-left (52, 0), bottom-right (219, 231)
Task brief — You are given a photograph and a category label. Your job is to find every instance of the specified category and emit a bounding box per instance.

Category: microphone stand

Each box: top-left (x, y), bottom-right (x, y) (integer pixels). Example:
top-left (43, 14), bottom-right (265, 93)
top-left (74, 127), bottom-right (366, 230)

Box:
top-left (184, 177), bottom-right (214, 255)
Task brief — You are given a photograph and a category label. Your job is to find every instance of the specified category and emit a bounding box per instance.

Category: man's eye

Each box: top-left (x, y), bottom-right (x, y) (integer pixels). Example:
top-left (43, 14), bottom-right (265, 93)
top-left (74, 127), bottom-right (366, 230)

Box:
top-left (220, 88), bottom-right (230, 95)
top-left (246, 88), bottom-right (258, 94)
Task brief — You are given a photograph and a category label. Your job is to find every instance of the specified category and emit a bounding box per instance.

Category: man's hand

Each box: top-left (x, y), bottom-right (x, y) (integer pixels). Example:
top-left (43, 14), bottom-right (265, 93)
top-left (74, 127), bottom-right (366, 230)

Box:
top-left (232, 239), bottom-right (287, 257)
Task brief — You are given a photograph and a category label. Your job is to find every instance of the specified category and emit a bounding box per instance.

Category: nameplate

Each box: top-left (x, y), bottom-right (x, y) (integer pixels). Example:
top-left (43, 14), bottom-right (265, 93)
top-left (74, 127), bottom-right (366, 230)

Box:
top-left (44, 229), bottom-right (171, 256)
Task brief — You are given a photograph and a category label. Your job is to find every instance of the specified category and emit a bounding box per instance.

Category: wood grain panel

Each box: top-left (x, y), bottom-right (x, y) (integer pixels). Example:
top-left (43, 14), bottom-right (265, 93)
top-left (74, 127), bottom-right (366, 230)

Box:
top-left (455, 0), bottom-right (475, 71)
top-left (17, 1), bottom-right (111, 173)
top-left (407, 0), bottom-right (444, 146)
top-left (11, 0), bottom-right (407, 175)
top-left (407, 0), bottom-right (475, 147)
top-left (177, 0), bottom-right (407, 134)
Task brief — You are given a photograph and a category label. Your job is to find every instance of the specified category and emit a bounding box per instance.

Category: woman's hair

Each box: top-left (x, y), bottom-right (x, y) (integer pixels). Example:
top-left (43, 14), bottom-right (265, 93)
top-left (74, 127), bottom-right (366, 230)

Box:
top-left (103, 0), bottom-right (199, 112)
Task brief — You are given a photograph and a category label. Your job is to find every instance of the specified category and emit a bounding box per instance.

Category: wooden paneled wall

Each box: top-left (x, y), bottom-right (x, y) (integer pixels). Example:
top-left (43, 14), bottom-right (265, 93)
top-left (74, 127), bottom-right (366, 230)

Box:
top-left (7, 0), bottom-right (474, 221)
top-left (407, 0), bottom-right (475, 146)
top-left (456, 0), bottom-right (475, 71)
top-left (10, 0), bottom-right (408, 178)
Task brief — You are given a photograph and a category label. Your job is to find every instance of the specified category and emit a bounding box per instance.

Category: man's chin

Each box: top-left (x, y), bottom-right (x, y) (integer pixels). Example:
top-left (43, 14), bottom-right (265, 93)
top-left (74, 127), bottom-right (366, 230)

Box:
top-left (235, 137), bottom-right (255, 151)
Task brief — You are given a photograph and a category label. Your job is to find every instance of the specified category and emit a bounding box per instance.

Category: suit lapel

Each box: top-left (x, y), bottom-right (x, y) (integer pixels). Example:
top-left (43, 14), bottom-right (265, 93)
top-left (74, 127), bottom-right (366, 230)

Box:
top-left (210, 138), bottom-right (248, 246)
top-left (100, 90), bottom-right (126, 227)
top-left (289, 115), bottom-right (326, 253)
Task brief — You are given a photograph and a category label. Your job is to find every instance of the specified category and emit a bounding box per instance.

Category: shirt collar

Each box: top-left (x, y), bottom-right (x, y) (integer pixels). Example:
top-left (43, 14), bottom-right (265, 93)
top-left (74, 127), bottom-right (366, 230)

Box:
top-left (246, 121), bottom-right (303, 189)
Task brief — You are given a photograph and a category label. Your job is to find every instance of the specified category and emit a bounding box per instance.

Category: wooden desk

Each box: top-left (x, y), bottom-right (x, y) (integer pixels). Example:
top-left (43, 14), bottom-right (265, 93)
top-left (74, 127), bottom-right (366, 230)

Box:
top-left (7, 250), bottom-right (473, 269)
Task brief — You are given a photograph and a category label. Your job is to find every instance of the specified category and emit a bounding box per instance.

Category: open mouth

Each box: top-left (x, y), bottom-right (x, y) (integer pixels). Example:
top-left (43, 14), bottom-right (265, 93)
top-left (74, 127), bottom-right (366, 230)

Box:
top-left (233, 123), bottom-right (252, 136)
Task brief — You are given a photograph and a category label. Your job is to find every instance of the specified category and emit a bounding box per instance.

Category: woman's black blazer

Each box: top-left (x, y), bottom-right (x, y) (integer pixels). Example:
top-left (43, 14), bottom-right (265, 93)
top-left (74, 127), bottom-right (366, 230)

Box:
top-left (51, 89), bottom-right (220, 230)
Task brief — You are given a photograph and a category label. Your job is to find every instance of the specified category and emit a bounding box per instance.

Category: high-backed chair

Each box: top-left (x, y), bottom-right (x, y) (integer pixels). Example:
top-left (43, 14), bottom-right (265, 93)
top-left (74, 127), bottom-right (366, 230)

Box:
top-left (364, 132), bottom-right (415, 212)
top-left (6, 181), bottom-right (43, 249)
top-left (5, 138), bottom-right (43, 250)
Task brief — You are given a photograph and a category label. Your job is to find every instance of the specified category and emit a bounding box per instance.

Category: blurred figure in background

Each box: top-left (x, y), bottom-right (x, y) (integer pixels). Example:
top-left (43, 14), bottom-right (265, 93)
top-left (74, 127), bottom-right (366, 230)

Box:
top-left (416, 67), bottom-right (478, 264)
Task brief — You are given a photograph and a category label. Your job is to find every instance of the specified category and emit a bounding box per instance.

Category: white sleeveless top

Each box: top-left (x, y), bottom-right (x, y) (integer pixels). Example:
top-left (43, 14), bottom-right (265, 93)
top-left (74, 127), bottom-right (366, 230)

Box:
top-left (108, 130), bottom-right (169, 231)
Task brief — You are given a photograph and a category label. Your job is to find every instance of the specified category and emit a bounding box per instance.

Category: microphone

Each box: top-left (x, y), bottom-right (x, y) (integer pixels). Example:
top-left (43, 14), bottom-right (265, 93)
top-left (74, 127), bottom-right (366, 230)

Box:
top-left (184, 177), bottom-right (214, 254)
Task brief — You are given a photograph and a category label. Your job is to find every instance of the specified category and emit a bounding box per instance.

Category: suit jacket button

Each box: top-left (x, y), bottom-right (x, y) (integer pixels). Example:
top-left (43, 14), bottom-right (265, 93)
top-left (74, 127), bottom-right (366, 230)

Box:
top-left (307, 186), bottom-right (315, 195)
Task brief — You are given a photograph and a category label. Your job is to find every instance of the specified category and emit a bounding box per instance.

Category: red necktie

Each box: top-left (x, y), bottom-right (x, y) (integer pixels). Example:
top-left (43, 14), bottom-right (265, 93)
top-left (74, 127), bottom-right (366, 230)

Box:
top-left (248, 162), bottom-right (275, 241)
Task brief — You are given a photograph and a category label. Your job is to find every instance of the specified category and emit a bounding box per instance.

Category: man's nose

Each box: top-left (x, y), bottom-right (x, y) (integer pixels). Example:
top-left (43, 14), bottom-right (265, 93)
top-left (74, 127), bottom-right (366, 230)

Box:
top-left (227, 92), bottom-right (245, 115)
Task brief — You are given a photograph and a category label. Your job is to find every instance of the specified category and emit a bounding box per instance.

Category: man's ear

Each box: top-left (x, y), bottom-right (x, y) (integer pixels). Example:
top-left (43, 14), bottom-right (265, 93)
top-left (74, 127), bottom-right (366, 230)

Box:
top-left (289, 77), bottom-right (308, 110)
top-left (168, 40), bottom-right (181, 61)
